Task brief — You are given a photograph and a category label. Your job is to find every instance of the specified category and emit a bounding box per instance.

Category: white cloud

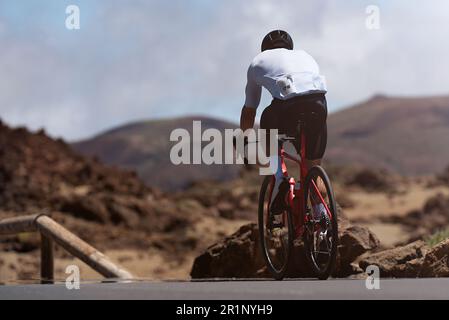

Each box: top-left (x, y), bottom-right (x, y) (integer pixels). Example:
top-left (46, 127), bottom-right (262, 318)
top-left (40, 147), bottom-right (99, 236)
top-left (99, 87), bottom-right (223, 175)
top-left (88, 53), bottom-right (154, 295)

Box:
top-left (0, 0), bottom-right (448, 141)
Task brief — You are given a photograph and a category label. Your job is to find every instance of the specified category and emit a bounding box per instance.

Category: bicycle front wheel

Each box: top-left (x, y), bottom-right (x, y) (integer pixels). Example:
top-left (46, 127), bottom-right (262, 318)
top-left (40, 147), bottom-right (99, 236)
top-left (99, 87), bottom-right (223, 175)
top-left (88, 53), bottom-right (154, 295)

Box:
top-left (303, 166), bottom-right (338, 280)
top-left (258, 175), bottom-right (294, 280)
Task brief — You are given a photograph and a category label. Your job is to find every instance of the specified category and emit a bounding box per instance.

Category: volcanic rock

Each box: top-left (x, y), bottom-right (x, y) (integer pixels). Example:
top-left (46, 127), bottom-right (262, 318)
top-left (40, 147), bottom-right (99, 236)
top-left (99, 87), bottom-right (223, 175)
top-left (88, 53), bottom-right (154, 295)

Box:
top-left (419, 238), bottom-right (449, 277)
top-left (191, 212), bottom-right (380, 279)
top-left (359, 240), bottom-right (429, 278)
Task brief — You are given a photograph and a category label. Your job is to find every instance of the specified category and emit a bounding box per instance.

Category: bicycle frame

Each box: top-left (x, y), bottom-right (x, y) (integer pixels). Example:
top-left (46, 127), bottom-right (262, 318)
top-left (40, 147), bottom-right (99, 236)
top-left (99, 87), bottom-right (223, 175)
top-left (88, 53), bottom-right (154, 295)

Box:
top-left (282, 127), bottom-right (307, 238)
top-left (267, 122), bottom-right (333, 239)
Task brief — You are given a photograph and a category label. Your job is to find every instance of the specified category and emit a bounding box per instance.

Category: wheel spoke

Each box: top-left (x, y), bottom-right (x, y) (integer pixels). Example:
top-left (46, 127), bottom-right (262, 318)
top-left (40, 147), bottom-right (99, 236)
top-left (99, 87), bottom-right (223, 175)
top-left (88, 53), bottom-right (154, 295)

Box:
top-left (261, 177), bottom-right (292, 277)
top-left (313, 251), bottom-right (331, 255)
top-left (302, 166), bottom-right (339, 279)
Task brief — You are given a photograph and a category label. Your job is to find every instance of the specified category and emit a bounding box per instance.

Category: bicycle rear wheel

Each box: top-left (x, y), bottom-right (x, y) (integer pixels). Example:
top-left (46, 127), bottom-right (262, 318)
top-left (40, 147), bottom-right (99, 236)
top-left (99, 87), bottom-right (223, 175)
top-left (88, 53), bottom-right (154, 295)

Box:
top-left (303, 166), bottom-right (338, 280)
top-left (258, 175), bottom-right (293, 280)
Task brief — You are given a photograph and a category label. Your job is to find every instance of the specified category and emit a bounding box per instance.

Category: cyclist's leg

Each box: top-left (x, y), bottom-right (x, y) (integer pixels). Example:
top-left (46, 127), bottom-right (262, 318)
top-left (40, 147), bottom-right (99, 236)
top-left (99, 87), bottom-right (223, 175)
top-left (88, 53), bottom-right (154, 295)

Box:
top-left (260, 102), bottom-right (289, 214)
top-left (302, 95), bottom-right (329, 208)
top-left (261, 103), bottom-right (285, 173)
top-left (303, 94), bottom-right (327, 164)
top-left (282, 93), bottom-right (327, 166)
top-left (280, 94), bottom-right (328, 218)
top-left (260, 102), bottom-right (286, 157)
top-left (282, 94), bottom-right (328, 200)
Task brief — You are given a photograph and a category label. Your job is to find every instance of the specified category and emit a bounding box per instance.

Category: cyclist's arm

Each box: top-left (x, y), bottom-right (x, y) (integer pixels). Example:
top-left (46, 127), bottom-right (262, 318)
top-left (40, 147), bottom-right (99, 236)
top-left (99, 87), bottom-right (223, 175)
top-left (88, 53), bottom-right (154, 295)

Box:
top-left (240, 106), bottom-right (256, 131)
top-left (241, 64), bottom-right (261, 131)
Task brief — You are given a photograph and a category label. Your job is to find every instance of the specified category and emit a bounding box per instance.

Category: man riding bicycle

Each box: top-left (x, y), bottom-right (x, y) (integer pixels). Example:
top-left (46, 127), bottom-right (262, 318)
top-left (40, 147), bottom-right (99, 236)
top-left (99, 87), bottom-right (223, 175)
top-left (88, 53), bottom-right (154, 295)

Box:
top-left (239, 30), bottom-right (328, 216)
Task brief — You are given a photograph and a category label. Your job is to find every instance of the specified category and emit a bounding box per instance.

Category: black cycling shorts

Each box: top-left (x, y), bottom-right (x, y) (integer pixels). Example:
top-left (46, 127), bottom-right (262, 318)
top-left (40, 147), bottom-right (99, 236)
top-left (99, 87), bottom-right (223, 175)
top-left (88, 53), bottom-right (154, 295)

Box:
top-left (260, 93), bottom-right (327, 160)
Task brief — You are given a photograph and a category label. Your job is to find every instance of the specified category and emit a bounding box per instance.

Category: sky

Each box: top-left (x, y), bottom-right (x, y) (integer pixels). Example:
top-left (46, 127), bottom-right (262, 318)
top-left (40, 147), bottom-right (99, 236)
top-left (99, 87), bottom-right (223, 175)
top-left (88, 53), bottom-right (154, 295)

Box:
top-left (0, 0), bottom-right (448, 141)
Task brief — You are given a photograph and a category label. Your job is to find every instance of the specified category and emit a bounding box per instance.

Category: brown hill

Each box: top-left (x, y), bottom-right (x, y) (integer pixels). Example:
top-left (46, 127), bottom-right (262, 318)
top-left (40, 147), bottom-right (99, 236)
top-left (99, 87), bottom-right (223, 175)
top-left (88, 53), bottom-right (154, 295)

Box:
top-left (0, 119), bottom-right (253, 281)
top-left (72, 95), bottom-right (449, 191)
top-left (0, 119), bottom-right (165, 228)
top-left (1, 117), bottom-right (448, 280)
top-left (72, 116), bottom-right (240, 191)
top-left (327, 94), bottom-right (449, 175)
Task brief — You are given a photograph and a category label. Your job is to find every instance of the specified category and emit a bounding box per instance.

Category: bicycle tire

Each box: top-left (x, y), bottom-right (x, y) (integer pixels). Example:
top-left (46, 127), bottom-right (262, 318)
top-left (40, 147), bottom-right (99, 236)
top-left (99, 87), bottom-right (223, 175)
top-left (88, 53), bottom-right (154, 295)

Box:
top-left (258, 175), bottom-right (294, 280)
top-left (303, 165), bottom-right (338, 280)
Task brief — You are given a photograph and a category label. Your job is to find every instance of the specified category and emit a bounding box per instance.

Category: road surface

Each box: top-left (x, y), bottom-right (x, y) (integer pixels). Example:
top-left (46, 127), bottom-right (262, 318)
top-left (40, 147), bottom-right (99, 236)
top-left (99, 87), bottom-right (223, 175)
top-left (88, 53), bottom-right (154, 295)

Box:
top-left (1, 278), bottom-right (449, 300)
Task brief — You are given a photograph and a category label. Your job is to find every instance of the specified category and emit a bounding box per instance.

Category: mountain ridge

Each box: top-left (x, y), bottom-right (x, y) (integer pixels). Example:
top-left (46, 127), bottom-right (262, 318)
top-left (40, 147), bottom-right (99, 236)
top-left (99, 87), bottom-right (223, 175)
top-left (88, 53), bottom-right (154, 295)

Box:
top-left (72, 116), bottom-right (241, 191)
top-left (72, 94), bottom-right (449, 190)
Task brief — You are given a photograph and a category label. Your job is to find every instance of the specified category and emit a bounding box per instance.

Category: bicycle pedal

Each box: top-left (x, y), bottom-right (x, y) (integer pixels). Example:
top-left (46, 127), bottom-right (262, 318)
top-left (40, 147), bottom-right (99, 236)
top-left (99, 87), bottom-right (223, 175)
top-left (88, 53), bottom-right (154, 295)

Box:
top-left (319, 217), bottom-right (328, 229)
top-left (268, 214), bottom-right (285, 229)
top-left (269, 221), bottom-right (284, 229)
top-left (270, 205), bottom-right (288, 216)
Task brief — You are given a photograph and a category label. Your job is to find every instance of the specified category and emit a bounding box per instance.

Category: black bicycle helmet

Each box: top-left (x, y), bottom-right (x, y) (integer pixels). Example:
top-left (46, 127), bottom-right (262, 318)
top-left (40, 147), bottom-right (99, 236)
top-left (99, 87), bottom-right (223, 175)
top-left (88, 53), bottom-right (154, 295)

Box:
top-left (261, 30), bottom-right (294, 52)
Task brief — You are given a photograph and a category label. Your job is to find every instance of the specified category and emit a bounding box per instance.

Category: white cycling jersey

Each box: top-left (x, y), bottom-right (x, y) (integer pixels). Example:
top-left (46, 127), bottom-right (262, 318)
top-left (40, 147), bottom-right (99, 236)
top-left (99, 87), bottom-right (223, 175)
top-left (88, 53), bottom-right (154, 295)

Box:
top-left (244, 48), bottom-right (327, 109)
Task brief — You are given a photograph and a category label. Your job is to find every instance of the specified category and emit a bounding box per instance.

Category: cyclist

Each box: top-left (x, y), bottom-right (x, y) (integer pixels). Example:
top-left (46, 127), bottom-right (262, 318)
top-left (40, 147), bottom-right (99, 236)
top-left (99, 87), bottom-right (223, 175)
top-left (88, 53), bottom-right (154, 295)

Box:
top-left (239, 30), bottom-right (328, 216)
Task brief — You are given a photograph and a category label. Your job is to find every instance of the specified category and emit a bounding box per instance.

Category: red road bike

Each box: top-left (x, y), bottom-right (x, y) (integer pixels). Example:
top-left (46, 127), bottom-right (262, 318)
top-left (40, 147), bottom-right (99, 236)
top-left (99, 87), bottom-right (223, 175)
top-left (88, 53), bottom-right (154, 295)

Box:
top-left (258, 114), bottom-right (338, 280)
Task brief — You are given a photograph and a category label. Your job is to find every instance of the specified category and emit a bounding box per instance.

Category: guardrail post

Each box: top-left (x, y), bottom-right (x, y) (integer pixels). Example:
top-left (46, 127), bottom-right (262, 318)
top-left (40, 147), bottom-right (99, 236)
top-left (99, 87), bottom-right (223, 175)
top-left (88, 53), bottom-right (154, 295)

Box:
top-left (36, 215), bottom-right (134, 279)
top-left (0, 214), bottom-right (134, 281)
top-left (40, 233), bottom-right (54, 284)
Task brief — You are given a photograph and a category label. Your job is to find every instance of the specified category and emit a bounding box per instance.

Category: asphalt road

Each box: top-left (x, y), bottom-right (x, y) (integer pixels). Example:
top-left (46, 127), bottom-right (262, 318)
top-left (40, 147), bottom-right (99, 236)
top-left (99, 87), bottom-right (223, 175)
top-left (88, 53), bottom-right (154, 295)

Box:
top-left (1, 278), bottom-right (449, 300)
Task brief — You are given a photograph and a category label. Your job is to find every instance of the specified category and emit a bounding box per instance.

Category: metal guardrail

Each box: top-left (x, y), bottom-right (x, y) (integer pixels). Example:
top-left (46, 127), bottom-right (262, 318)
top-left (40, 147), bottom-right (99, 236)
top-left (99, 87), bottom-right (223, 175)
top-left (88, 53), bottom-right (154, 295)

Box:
top-left (0, 214), bottom-right (134, 283)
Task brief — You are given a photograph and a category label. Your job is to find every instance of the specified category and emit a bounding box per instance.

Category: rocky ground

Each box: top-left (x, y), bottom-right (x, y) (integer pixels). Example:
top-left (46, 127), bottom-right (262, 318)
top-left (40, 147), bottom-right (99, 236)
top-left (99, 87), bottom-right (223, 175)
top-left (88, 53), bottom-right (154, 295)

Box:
top-left (1, 120), bottom-right (449, 282)
top-left (190, 203), bottom-right (449, 279)
top-left (190, 208), bottom-right (379, 279)
top-left (190, 167), bottom-right (449, 279)
top-left (0, 121), bottom-right (248, 282)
